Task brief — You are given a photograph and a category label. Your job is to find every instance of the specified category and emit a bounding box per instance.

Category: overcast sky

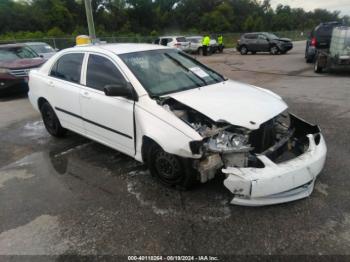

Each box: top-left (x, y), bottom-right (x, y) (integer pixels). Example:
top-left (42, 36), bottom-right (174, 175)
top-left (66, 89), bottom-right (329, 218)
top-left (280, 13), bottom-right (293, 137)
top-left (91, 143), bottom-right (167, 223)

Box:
top-left (270, 0), bottom-right (350, 16)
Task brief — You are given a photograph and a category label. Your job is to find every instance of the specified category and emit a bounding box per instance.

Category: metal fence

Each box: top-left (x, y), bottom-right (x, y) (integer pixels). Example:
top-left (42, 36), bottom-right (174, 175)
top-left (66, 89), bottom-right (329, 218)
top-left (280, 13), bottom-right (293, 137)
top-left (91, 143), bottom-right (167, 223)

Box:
top-left (0, 31), bottom-right (308, 50)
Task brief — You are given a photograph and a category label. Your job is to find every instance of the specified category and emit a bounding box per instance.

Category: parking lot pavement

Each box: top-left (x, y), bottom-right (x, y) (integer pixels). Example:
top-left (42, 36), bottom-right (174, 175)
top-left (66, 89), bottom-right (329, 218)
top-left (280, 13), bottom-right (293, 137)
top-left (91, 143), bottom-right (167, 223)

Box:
top-left (0, 41), bottom-right (350, 256)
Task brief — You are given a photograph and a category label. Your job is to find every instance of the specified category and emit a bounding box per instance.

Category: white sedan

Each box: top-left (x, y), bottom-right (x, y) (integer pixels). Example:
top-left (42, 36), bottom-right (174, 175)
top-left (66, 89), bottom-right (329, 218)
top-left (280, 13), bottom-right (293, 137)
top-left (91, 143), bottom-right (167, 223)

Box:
top-left (28, 43), bottom-right (327, 206)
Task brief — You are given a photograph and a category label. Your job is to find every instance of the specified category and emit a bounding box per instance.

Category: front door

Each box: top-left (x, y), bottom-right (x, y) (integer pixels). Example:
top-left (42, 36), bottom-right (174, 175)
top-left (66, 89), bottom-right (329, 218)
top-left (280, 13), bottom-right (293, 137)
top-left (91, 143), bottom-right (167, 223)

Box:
top-left (80, 53), bottom-right (135, 156)
top-left (257, 34), bottom-right (270, 52)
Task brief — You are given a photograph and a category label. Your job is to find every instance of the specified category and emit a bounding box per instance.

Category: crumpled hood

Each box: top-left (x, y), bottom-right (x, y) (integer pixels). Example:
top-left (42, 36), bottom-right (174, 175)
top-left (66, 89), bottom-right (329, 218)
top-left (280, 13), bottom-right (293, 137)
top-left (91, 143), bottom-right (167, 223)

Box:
top-left (167, 80), bottom-right (288, 130)
top-left (277, 38), bottom-right (292, 42)
top-left (0, 58), bottom-right (45, 69)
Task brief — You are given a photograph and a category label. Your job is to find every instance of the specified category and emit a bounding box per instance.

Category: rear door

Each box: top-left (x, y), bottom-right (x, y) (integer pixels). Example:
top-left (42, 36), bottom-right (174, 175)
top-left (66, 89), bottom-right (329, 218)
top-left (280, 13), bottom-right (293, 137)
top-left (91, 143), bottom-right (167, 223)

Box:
top-left (316, 24), bottom-right (341, 49)
top-left (80, 53), bottom-right (135, 156)
top-left (49, 52), bottom-right (85, 133)
top-left (246, 34), bottom-right (258, 51)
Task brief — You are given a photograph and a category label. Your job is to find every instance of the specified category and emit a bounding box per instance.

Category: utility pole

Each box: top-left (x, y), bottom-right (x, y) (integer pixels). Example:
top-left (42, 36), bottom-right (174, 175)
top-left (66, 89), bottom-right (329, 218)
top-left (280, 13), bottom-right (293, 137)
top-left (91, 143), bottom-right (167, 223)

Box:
top-left (84, 0), bottom-right (96, 42)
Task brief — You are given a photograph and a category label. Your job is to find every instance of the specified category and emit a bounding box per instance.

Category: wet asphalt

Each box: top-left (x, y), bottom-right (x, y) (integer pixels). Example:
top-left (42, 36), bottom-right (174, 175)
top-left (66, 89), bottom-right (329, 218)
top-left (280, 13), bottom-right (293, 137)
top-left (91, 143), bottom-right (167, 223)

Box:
top-left (0, 42), bottom-right (349, 257)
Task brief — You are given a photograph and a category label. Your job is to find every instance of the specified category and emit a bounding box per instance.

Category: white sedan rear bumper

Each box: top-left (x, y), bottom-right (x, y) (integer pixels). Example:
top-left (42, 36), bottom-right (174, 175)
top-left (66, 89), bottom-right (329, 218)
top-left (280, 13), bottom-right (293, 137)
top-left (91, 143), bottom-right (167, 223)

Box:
top-left (222, 134), bottom-right (327, 206)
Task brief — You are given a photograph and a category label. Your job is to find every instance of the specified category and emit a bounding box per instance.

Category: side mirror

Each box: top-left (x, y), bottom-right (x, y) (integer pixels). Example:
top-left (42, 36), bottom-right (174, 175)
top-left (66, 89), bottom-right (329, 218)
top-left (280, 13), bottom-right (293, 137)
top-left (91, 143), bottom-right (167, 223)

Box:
top-left (54, 48), bottom-right (59, 52)
top-left (104, 83), bottom-right (134, 100)
top-left (39, 55), bottom-right (44, 58)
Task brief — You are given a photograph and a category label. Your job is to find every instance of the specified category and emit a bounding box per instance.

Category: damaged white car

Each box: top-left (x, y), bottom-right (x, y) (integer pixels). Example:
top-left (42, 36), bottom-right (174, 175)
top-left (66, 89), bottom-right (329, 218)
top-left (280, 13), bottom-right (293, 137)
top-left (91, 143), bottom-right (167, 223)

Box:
top-left (28, 44), bottom-right (327, 206)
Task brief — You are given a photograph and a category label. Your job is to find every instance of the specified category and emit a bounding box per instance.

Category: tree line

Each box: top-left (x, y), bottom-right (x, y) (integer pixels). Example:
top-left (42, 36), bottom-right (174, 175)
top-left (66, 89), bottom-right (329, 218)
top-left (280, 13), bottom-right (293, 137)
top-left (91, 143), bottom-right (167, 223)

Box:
top-left (0, 0), bottom-right (349, 39)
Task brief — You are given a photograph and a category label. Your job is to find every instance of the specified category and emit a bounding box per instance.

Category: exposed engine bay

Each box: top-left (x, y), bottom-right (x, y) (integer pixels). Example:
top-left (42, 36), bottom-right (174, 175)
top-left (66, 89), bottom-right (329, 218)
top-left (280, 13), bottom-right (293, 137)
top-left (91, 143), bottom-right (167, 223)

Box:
top-left (160, 97), bottom-right (320, 183)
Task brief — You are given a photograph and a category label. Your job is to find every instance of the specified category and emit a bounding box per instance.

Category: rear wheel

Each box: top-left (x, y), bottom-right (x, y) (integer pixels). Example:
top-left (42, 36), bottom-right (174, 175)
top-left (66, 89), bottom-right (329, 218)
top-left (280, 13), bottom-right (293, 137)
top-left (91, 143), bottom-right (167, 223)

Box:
top-left (314, 57), bottom-right (324, 73)
top-left (40, 102), bottom-right (67, 137)
top-left (146, 143), bottom-right (197, 190)
top-left (197, 47), bottom-right (203, 56)
top-left (240, 46), bottom-right (248, 55)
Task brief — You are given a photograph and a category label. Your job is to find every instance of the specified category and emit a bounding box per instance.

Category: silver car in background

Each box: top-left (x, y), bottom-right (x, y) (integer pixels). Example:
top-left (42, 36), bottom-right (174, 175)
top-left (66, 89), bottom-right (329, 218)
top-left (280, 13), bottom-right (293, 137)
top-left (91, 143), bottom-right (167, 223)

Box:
top-left (186, 36), bottom-right (218, 55)
top-left (25, 42), bottom-right (57, 59)
top-left (154, 36), bottom-right (190, 52)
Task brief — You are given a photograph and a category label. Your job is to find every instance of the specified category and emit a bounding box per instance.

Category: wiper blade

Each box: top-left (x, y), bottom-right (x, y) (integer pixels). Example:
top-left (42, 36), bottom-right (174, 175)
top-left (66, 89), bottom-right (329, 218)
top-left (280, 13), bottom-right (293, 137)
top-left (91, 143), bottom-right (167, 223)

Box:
top-left (164, 53), bottom-right (207, 86)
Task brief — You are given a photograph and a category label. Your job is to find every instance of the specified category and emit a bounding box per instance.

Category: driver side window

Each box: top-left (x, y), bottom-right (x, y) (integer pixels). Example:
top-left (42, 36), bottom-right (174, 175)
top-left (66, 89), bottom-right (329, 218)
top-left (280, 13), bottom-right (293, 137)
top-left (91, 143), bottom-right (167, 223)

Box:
top-left (86, 54), bottom-right (126, 92)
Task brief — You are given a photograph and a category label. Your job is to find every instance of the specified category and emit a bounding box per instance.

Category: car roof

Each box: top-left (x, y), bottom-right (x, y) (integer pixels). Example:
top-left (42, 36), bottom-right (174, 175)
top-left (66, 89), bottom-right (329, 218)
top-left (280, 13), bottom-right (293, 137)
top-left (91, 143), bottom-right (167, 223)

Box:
top-left (186, 36), bottom-right (202, 39)
top-left (159, 36), bottom-right (184, 38)
top-left (0, 43), bottom-right (26, 49)
top-left (25, 42), bottom-right (50, 46)
top-left (65, 43), bottom-right (170, 55)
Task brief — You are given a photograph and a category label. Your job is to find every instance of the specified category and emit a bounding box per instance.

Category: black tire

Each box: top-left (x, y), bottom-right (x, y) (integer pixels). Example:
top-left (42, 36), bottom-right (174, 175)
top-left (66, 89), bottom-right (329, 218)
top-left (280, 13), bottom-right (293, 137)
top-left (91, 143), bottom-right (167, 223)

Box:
top-left (146, 143), bottom-right (197, 190)
top-left (306, 55), bottom-right (314, 63)
top-left (314, 57), bottom-right (323, 73)
top-left (197, 47), bottom-right (203, 56)
top-left (40, 102), bottom-right (67, 137)
top-left (270, 45), bottom-right (280, 55)
top-left (240, 45), bottom-right (248, 55)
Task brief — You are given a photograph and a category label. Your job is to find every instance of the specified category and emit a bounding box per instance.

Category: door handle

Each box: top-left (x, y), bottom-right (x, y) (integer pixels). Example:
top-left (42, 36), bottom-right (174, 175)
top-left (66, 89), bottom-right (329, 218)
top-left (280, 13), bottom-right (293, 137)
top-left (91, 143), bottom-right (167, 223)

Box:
top-left (48, 81), bottom-right (54, 87)
top-left (81, 91), bottom-right (91, 99)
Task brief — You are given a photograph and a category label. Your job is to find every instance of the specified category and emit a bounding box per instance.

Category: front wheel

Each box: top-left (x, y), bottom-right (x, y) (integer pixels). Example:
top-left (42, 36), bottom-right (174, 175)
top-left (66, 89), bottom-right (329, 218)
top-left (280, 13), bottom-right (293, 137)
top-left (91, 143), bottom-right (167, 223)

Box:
top-left (270, 45), bottom-right (280, 55)
top-left (40, 102), bottom-right (67, 137)
top-left (146, 143), bottom-right (197, 190)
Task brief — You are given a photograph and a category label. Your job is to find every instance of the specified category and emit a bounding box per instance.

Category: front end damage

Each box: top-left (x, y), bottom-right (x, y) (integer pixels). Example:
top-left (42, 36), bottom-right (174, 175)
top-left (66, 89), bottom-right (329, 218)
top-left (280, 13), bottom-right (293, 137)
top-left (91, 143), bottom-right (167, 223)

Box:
top-left (161, 98), bottom-right (327, 206)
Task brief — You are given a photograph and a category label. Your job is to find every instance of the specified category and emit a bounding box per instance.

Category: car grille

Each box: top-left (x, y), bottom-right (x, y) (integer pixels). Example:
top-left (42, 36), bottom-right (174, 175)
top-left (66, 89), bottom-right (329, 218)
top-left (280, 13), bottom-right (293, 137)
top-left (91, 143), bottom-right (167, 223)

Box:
top-left (9, 68), bottom-right (32, 78)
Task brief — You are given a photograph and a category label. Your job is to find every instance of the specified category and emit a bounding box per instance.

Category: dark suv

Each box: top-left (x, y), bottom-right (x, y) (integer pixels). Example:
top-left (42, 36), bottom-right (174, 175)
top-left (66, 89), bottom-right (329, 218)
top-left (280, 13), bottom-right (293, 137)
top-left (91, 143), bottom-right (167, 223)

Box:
top-left (237, 32), bottom-right (293, 55)
top-left (0, 44), bottom-right (46, 96)
top-left (305, 21), bottom-right (342, 63)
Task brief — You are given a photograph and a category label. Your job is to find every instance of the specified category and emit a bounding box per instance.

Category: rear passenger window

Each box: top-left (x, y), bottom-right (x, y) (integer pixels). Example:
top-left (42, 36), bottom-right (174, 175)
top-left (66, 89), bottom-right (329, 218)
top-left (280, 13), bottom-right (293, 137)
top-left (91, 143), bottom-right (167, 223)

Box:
top-left (86, 54), bottom-right (126, 91)
top-left (245, 34), bottom-right (257, 39)
top-left (50, 53), bottom-right (84, 83)
top-left (160, 38), bottom-right (168, 46)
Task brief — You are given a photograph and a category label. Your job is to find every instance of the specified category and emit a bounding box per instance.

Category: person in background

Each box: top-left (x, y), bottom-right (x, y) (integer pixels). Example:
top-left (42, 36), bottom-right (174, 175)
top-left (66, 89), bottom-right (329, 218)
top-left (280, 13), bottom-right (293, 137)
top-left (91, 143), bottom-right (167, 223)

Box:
top-left (202, 34), bottom-right (210, 56)
top-left (218, 34), bottom-right (224, 53)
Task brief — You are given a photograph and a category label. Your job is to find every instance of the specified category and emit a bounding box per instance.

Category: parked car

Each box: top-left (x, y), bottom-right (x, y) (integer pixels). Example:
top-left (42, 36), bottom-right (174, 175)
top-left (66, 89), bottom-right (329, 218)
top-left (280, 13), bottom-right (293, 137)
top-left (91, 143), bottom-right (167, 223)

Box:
top-left (305, 21), bottom-right (342, 63)
top-left (0, 44), bottom-right (46, 96)
top-left (28, 43), bottom-right (326, 206)
top-left (314, 26), bottom-right (350, 73)
top-left (186, 36), bottom-right (218, 55)
top-left (237, 32), bottom-right (293, 55)
top-left (154, 36), bottom-right (190, 52)
top-left (25, 42), bottom-right (57, 59)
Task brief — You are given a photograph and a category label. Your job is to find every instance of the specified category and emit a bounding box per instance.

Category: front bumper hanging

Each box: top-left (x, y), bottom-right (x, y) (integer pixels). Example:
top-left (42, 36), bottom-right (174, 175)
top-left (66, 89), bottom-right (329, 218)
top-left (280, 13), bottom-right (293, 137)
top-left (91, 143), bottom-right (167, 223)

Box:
top-left (222, 124), bottom-right (327, 206)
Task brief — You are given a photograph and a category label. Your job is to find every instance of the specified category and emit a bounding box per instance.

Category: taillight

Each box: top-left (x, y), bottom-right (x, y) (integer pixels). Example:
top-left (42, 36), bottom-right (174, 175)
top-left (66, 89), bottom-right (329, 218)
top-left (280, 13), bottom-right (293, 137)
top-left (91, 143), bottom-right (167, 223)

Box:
top-left (311, 37), bottom-right (317, 47)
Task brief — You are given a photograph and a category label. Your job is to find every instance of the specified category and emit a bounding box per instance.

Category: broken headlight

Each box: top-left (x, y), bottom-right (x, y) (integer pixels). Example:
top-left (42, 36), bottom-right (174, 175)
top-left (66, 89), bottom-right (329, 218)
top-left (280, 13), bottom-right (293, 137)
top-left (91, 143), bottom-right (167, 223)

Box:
top-left (205, 131), bottom-right (253, 168)
top-left (206, 131), bottom-right (252, 153)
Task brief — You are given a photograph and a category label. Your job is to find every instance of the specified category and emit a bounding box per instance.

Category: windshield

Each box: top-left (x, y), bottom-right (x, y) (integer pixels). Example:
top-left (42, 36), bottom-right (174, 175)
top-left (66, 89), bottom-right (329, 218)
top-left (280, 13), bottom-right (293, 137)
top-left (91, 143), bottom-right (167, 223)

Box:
top-left (266, 33), bottom-right (279, 39)
top-left (0, 46), bottom-right (39, 61)
top-left (28, 44), bottom-right (54, 54)
top-left (120, 49), bottom-right (225, 96)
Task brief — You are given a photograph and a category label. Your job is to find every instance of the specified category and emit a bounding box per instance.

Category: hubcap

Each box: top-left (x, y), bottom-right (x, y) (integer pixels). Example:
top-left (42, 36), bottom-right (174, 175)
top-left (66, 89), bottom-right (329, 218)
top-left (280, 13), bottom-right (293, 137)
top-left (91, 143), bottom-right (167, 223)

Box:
top-left (155, 151), bottom-right (181, 182)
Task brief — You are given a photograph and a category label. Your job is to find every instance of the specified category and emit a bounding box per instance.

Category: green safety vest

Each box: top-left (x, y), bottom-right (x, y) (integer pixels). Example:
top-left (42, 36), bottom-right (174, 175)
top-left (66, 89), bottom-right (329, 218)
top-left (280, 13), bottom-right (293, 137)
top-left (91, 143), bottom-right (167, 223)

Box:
top-left (218, 36), bottom-right (223, 44)
top-left (202, 36), bottom-right (210, 46)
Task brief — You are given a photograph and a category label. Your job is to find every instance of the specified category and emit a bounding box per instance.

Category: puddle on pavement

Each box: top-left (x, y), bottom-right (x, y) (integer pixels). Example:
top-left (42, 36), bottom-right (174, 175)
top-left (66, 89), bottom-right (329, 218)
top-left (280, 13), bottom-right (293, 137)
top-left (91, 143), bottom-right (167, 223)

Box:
top-left (1, 119), bottom-right (233, 223)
